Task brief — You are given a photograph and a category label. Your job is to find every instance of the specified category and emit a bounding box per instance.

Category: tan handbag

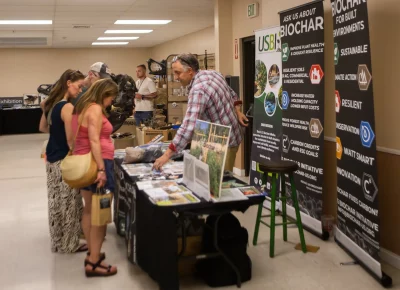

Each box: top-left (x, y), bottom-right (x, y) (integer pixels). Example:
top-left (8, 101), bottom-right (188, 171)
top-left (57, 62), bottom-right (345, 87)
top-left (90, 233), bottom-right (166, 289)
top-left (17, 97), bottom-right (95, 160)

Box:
top-left (61, 105), bottom-right (98, 188)
top-left (91, 188), bottom-right (113, 226)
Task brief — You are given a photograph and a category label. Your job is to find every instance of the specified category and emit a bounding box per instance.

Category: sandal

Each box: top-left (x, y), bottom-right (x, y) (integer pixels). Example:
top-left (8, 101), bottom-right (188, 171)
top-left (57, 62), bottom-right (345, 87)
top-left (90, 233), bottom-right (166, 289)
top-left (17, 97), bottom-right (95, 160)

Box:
top-left (75, 244), bottom-right (88, 253)
top-left (85, 258), bottom-right (117, 277)
top-left (84, 252), bottom-right (106, 266)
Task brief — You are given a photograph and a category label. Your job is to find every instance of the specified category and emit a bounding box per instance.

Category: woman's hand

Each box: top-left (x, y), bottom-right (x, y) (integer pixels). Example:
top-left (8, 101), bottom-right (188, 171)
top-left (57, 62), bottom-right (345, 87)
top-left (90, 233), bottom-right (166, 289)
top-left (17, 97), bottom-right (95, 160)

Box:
top-left (95, 171), bottom-right (107, 188)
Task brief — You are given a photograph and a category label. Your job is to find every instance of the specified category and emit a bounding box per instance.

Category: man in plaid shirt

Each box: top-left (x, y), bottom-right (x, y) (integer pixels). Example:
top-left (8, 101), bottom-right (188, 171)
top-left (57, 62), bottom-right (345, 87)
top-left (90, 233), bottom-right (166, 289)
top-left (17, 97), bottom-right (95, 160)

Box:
top-left (153, 53), bottom-right (248, 171)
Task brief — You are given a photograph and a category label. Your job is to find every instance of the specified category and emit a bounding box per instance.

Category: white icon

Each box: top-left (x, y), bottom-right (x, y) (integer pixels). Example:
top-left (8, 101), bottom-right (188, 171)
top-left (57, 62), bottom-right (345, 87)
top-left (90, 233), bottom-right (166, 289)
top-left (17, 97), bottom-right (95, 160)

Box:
top-left (283, 46), bottom-right (289, 58)
top-left (359, 69), bottom-right (368, 85)
top-left (259, 179), bottom-right (263, 186)
top-left (334, 47), bottom-right (338, 59)
top-left (361, 125), bottom-right (371, 143)
top-left (267, 182), bottom-right (271, 190)
top-left (311, 122), bottom-right (320, 135)
top-left (364, 178), bottom-right (371, 194)
top-left (282, 135), bottom-right (290, 153)
top-left (311, 67), bottom-right (321, 84)
top-left (254, 177), bottom-right (258, 184)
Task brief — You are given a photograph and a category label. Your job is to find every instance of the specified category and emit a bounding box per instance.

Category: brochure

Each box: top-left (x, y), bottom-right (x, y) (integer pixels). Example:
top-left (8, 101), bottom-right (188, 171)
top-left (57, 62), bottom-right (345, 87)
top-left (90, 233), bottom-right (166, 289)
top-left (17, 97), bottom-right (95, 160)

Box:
top-left (221, 179), bottom-right (247, 189)
top-left (151, 193), bottom-right (200, 206)
top-left (212, 188), bottom-right (249, 203)
top-left (237, 186), bottom-right (262, 197)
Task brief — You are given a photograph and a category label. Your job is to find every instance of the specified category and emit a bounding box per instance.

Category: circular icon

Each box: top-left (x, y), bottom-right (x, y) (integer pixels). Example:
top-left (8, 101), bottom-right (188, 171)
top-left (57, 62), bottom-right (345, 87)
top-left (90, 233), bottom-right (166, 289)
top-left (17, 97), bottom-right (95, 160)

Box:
top-left (361, 125), bottom-right (371, 144)
top-left (259, 179), bottom-right (262, 186)
top-left (264, 92), bottom-right (277, 116)
top-left (254, 177), bottom-right (258, 184)
top-left (281, 90), bottom-right (290, 110)
top-left (268, 64), bottom-right (280, 88)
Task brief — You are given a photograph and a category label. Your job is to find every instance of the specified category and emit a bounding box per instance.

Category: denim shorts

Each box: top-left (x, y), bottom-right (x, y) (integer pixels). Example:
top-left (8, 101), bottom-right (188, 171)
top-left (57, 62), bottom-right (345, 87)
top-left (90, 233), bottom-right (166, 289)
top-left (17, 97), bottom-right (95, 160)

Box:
top-left (82, 159), bottom-right (115, 193)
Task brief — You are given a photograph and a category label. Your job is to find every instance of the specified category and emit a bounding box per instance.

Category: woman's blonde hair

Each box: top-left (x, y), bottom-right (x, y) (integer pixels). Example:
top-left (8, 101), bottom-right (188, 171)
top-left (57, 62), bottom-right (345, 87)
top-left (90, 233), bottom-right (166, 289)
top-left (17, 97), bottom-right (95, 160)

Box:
top-left (73, 78), bottom-right (118, 115)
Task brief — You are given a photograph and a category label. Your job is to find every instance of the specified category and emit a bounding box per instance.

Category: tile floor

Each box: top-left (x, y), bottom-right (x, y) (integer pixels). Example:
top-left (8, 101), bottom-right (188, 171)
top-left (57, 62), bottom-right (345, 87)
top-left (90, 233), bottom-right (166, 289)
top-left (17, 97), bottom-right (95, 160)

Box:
top-left (0, 134), bottom-right (398, 290)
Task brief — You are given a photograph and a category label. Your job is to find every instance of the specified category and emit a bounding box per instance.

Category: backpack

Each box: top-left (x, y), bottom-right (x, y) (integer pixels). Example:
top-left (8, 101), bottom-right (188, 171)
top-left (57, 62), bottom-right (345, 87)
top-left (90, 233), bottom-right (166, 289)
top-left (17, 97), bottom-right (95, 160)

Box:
top-left (196, 213), bottom-right (252, 287)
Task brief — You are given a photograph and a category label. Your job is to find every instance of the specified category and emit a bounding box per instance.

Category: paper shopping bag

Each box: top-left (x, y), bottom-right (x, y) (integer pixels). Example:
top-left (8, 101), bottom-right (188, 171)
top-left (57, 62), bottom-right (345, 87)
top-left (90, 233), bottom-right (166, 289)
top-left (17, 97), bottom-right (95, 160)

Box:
top-left (91, 189), bottom-right (113, 226)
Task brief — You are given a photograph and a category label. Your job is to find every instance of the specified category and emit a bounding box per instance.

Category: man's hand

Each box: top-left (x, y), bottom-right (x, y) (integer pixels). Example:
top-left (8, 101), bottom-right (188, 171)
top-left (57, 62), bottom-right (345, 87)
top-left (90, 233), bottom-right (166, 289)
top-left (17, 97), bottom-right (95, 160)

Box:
top-left (236, 111), bottom-right (249, 127)
top-left (135, 93), bottom-right (142, 100)
top-left (152, 148), bottom-right (174, 171)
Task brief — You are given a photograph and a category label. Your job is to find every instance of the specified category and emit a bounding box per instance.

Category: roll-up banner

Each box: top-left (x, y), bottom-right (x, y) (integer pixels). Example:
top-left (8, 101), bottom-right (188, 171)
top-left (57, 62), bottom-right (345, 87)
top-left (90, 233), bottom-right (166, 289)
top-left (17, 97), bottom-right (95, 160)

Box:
top-left (332, 0), bottom-right (391, 286)
top-left (250, 26), bottom-right (283, 209)
top-left (279, 0), bottom-right (326, 237)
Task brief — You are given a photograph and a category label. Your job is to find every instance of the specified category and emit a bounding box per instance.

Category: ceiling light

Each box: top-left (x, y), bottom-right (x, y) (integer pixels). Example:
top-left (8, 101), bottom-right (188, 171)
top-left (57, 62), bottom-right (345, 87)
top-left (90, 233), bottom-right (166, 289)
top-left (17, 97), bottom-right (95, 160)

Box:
top-left (105, 30), bottom-right (152, 34)
top-left (0, 20), bottom-right (52, 25)
top-left (92, 42), bottom-right (129, 45)
top-left (115, 20), bottom-right (171, 25)
top-left (98, 37), bottom-right (139, 40)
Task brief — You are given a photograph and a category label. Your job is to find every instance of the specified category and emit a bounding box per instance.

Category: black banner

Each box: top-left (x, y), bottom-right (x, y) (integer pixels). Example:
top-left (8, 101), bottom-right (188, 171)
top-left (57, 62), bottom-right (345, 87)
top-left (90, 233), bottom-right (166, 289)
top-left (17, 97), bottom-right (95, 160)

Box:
top-left (332, 0), bottom-right (386, 282)
top-left (279, 0), bottom-right (325, 232)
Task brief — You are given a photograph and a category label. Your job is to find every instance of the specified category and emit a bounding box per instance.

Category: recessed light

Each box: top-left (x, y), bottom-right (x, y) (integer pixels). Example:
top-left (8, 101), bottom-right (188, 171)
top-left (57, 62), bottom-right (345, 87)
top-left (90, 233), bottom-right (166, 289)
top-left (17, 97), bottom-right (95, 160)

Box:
top-left (115, 20), bottom-right (171, 25)
top-left (105, 30), bottom-right (152, 34)
top-left (97, 37), bottom-right (139, 40)
top-left (0, 20), bottom-right (52, 25)
top-left (92, 42), bottom-right (129, 45)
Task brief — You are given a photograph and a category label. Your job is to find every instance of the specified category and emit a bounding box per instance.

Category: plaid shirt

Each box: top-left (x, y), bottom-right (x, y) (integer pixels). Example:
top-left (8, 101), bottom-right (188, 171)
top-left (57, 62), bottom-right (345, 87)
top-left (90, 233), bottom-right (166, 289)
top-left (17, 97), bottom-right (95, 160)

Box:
top-left (170, 70), bottom-right (243, 152)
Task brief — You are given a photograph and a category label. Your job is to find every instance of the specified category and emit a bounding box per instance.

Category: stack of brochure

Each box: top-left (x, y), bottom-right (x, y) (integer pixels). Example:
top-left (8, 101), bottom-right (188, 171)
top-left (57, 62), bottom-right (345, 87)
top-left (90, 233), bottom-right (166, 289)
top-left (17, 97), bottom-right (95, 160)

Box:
top-left (143, 182), bottom-right (200, 206)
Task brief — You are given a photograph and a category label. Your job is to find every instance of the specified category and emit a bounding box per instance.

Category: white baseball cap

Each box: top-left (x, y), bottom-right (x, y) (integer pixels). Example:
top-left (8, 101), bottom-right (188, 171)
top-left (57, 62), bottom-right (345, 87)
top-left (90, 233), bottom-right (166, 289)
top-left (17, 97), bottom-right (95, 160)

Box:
top-left (90, 62), bottom-right (112, 79)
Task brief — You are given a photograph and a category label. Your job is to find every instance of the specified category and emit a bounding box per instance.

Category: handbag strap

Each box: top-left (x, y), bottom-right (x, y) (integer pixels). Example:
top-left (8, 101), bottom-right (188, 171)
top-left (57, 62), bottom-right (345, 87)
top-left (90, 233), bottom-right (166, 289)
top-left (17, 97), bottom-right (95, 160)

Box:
top-left (72, 103), bottom-right (96, 151)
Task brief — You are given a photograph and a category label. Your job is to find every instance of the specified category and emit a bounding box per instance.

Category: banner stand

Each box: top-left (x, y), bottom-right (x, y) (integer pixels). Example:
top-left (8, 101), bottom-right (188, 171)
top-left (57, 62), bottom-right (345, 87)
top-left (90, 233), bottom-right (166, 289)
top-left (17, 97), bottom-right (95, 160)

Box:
top-left (335, 233), bottom-right (392, 288)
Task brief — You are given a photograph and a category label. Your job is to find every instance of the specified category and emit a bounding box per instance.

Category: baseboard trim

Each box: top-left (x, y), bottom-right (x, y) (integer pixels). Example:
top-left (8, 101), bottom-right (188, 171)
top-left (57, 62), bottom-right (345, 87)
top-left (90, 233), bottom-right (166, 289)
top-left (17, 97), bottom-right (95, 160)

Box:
top-left (380, 248), bottom-right (400, 270)
top-left (324, 136), bottom-right (400, 156)
top-left (233, 167), bottom-right (246, 177)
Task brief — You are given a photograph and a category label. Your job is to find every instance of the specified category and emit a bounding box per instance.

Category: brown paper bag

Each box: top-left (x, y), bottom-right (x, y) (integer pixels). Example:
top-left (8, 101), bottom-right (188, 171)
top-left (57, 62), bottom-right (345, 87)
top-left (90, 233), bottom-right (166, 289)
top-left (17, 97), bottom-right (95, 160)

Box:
top-left (91, 189), bottom-right (112, 226)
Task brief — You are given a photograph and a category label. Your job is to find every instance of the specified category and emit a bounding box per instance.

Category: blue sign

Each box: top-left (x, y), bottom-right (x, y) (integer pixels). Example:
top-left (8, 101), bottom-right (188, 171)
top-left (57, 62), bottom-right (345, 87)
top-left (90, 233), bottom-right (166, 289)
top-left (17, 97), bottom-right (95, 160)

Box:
top-left (360, 121), bottom-right (375, 148)
top-left (282, 91), bottom-right (290, 110)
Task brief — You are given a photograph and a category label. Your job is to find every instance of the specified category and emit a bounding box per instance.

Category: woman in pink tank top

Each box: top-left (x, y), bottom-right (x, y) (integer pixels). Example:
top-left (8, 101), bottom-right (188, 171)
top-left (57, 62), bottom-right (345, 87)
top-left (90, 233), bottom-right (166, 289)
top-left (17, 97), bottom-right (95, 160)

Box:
top-left (71, 79), bottom-right (118, 277)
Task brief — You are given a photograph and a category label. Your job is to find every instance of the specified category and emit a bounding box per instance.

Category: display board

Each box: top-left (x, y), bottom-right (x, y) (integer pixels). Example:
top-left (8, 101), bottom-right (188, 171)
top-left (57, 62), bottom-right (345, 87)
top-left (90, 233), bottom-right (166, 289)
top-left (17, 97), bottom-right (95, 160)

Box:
top-left (279, 0), bottom-right (325, 236)
top-left (332, 0), bottom-right (391, 286)
top-left (249, 26), bottom-right (283, 202)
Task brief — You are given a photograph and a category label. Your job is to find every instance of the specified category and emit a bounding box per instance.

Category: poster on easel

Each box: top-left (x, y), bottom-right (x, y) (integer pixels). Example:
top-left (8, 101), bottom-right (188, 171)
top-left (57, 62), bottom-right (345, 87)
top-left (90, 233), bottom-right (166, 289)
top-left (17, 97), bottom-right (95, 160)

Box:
top-left (190, 119), bottom-right (231, 201)
top-left (332, 0), bottom-right (391, 286)
top-left (249, 26), bottom-right (283, 209)
top-left (279, 0), bottom-right (325, 237)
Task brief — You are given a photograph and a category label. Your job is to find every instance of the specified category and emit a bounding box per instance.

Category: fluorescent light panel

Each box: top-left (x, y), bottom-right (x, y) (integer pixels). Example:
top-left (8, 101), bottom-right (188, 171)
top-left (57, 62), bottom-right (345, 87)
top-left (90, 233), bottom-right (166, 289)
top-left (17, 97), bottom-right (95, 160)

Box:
top-left (92, 42), bottom-right (128, 45)
top-left (105, 30), bottom-right (152, 34)
top-left (115, 20), bottom-right (171, 25)
top-left (0, 20), bottom-right (52, 25)
top-left (98, 37), bottom-right (139, 40)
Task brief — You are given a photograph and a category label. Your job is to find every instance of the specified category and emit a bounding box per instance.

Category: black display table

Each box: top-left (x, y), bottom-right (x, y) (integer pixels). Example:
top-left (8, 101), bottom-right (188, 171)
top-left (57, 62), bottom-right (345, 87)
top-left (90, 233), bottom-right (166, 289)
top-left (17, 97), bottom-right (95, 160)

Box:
top-left (114, 159), bottom-right (264, 290)
top-left (0, 107), bottom-right (42, 135)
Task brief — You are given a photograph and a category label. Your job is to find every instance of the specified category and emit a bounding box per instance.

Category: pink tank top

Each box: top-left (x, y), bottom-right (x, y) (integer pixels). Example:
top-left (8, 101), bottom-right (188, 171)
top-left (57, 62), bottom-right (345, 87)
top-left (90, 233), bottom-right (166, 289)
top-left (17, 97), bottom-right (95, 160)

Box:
top-left (72, 111), bottom-right (114, 160)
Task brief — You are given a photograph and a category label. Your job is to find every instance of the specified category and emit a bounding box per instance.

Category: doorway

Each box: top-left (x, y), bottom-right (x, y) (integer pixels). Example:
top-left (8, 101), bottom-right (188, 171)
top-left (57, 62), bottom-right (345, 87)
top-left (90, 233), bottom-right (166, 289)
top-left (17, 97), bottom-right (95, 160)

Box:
top-left (242, 36), bottom-right (255, 176)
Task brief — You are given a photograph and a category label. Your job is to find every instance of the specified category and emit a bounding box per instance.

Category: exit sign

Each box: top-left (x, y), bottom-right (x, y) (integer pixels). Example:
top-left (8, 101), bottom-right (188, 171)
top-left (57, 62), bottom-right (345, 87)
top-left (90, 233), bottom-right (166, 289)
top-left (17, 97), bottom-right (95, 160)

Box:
top-left (247, 2), bottom-right (259, 18)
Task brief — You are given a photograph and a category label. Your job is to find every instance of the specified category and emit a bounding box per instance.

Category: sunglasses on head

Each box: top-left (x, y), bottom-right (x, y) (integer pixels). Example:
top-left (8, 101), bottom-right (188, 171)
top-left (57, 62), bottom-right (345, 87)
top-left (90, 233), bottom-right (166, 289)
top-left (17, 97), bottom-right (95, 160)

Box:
top-left (172, 55), bottom-right (191, 67)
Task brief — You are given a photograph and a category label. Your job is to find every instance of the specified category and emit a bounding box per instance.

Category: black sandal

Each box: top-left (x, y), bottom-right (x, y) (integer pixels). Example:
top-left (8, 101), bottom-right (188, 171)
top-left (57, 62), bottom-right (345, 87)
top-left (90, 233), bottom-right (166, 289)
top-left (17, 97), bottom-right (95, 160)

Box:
top-left (85, 257), bottom-right (117, 277)
top-left (84, 252), bottom-right (106, 266)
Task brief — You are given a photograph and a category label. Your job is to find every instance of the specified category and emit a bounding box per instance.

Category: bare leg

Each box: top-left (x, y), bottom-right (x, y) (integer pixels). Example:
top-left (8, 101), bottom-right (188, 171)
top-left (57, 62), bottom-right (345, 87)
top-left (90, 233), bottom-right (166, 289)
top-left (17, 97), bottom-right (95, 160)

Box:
top-left (81, 190), bottom-right (92, 253)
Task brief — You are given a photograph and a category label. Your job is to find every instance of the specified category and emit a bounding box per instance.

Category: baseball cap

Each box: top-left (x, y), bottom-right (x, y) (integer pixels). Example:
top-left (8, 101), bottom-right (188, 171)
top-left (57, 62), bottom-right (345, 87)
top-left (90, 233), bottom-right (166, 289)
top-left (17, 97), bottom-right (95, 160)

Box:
top-left (90, 62), bottom-right (112, 79)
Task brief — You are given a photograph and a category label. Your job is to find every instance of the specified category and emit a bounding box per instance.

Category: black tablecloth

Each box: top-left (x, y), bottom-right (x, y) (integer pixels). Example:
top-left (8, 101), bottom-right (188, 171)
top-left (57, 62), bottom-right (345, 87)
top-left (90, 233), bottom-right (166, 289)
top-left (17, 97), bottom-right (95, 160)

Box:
top-left (114, 160), bottom-right (264, 290)
top-left (0, 107), bottom-right (42, 135)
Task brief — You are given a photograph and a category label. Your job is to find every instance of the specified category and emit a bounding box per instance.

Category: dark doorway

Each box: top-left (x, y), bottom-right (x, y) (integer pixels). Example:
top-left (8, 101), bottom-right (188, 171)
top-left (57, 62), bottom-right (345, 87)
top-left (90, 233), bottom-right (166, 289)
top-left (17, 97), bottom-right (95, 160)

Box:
top-left (242, 35), bottom-right (255, 176)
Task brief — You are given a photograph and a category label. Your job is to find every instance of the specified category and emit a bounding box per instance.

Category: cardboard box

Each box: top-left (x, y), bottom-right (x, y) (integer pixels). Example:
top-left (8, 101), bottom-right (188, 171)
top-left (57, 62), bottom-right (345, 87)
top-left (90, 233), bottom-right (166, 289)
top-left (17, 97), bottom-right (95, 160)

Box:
top-left (113, 137), bottom-right (136, 149)
top-left (177, 236), bottom-right (202, 277)
top-left (168, 95), bottom-right (188, 102)
top-left (168, 114), bottom-right (184, 124)
top-left (136, 127), bottom-right (174, 145)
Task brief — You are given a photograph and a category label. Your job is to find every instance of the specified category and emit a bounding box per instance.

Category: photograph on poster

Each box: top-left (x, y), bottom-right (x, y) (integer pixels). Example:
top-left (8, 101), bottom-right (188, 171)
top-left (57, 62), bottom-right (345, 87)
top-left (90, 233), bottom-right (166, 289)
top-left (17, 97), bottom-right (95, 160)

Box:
top-left (264, 92), bottom-right (277, 116)
top-left (190, 120), bottom-right (231, 199)
top-left (255, 60), bottom-right (267, 96)
top-left (268, 64), bottom-right (281, 87)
